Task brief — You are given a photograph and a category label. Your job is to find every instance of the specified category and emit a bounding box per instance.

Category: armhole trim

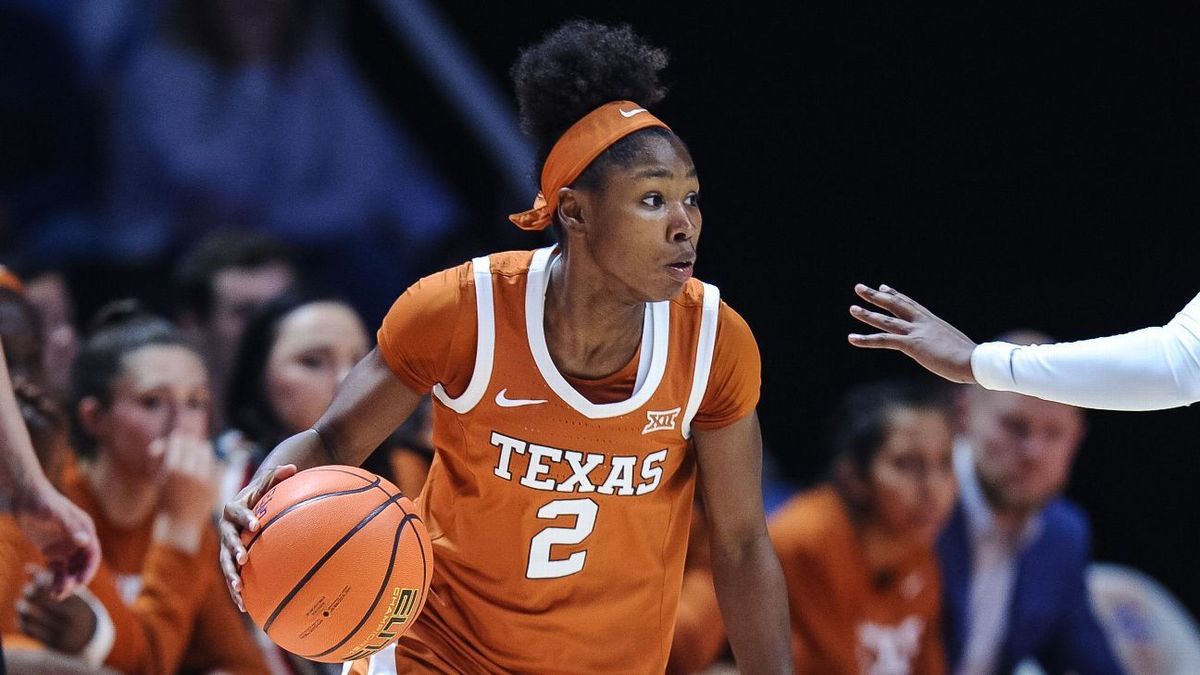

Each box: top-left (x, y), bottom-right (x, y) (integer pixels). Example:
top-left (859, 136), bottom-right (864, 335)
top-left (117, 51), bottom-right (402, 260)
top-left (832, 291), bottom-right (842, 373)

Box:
top-left (682, 284), bottom-right (720, 438)
top-left (431, 256), bottom-right (494, 413)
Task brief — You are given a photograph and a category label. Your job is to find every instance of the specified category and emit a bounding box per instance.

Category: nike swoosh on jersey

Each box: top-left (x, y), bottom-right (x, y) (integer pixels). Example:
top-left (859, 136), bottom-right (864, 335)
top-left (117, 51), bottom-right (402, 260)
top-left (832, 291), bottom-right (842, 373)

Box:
top-left (495, 389), bottom-right (548, 407)
top-left (619, 107), bottom-right (647, 118)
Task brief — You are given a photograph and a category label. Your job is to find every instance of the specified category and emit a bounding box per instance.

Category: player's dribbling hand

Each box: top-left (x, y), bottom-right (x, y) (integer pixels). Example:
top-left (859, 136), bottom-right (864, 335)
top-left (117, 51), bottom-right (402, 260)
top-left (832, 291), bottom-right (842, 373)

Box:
top-left (847, 284), bottom-right (977, 384)
top-left (219, 463), bottom-right (297, 611)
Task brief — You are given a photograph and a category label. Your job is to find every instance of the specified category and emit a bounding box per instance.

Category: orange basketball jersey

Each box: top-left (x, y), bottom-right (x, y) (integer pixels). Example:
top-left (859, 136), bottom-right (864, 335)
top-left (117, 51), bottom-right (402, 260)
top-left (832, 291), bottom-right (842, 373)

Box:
top-left (376, 247), bottom-right (756, 673)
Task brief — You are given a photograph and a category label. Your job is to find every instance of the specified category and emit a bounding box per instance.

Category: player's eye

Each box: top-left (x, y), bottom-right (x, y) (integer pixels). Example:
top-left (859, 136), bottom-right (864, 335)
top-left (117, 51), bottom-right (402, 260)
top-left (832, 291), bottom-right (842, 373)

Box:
top-left (641, 194), bottom-right (664, 208)
top-left (684, 192), bottom-right (700, 207)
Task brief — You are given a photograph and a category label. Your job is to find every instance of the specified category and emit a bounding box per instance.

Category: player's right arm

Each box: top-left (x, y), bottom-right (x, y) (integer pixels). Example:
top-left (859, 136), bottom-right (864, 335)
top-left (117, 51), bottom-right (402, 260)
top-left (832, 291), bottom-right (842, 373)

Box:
top-left (218, 349), bottom-right (423, 609)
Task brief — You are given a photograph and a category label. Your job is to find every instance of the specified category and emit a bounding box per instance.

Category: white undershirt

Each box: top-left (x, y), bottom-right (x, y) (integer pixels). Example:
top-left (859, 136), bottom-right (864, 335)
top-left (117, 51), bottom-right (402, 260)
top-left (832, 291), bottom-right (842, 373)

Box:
top-left (972, 291), bottom-right (1200, 410)
top-left (953, 439), bottom-right (1042, 675)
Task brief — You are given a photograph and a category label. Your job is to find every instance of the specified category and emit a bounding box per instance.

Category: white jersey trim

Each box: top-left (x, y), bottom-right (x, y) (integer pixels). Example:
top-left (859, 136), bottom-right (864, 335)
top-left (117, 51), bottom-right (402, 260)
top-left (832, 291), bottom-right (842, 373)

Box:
top-left (682, 283), bottom-right (720, 438)
top-left (526, 247), bottom-right (670, 419)
top-left (432, 256), bottom-right (494, 413)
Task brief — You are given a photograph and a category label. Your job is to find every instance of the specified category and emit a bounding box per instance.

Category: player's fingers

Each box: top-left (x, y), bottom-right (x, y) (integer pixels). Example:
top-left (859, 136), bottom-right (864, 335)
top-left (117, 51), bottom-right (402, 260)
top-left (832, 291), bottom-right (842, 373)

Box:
top-left (269, 464), bottom-right (298, 488)
top-left (878, 284), bottom-right (935, 317)
top-left (847, 332), bottom-right (909, 350)
top-left (243, 464), bottom-right (294, 511)
top-left (854, 284), bottom-right (917, 321)
top-left (849, 305), bottom-right (911, 335)
top-left (219, 515), bottom-right (250, 565)
top-left (218, 545), bottom-right (246, 612)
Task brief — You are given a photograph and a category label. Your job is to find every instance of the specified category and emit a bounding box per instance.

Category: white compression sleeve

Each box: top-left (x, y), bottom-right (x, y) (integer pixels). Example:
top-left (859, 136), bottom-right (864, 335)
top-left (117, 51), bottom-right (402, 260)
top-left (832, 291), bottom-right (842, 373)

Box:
top-left (971, 291), bottom-right (1200, 410)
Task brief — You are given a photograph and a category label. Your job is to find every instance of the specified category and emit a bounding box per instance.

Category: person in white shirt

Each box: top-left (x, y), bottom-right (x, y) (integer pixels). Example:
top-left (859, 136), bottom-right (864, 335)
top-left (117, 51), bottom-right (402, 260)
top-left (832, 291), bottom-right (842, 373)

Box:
top-left (848, 285), bottom-right (1200, 411)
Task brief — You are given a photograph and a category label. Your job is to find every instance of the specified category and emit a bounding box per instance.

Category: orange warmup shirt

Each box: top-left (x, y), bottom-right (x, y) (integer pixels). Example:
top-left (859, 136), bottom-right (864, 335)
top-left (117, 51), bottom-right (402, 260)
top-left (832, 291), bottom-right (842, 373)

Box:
top-left (61, 470), bottom-right (265, 674)
top-left (375, 248), bottom-right (760, 674)
top-left (1, 512), bottom-right (207, 672)
top-left (770, 486), bottom-right (947, 675)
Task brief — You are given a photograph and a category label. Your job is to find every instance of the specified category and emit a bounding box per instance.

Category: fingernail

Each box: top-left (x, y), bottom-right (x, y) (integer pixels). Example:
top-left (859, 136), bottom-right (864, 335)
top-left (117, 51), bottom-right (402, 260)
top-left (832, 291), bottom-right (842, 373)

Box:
top-left (237, 551), bottom-right (247, 565)
top-left (249, 518), bottom-right (259, 531)
top-left (880, 284), bottom-right (892, 292)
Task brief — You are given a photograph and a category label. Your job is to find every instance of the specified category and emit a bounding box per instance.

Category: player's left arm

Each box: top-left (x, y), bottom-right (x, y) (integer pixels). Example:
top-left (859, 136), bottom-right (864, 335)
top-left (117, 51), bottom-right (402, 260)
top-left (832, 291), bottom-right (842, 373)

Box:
top-left (693, 412), bottom-right (792, 675)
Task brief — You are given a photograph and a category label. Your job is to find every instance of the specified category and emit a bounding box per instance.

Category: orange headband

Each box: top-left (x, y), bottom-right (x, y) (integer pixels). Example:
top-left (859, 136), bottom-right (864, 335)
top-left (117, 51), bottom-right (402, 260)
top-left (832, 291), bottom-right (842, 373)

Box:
top-left (509, 100), bottom-right (671, 231)
top-left (0, 266), bottom-right (23, 294)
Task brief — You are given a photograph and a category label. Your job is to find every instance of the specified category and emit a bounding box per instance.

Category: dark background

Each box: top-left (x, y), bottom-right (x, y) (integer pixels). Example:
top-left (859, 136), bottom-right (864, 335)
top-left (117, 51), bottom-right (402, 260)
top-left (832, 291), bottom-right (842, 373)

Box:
top-left (358, 3), bottom-right (1200, 611)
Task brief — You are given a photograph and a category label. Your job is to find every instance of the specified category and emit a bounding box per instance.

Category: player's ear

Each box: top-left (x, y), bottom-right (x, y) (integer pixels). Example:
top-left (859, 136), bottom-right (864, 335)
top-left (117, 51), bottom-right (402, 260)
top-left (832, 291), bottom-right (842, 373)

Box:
top-left (557, 187), bottom-right (588, 237)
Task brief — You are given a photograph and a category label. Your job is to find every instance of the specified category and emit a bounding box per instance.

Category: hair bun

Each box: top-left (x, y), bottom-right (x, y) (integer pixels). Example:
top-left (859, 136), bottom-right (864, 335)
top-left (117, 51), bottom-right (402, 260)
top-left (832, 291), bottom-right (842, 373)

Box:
top-left (511, 20), bottom-right (670, 154)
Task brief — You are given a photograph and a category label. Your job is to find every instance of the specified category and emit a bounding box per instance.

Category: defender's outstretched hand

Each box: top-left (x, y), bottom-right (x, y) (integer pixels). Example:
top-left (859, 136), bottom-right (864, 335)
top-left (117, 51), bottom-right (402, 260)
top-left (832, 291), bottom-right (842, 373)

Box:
top-left (848, 284), bottom-right (977, 384)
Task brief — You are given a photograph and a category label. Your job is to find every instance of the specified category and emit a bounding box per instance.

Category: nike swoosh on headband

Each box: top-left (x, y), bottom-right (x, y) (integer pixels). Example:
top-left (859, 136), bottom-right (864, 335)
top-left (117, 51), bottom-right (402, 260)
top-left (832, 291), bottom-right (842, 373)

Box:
top-left (619, 107), bottom-right (648, 118)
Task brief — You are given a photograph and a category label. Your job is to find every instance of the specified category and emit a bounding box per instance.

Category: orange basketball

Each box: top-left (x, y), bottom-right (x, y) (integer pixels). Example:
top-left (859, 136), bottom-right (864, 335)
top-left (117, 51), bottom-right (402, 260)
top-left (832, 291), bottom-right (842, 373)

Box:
top-left (240, 465), bottom-right (433, 663)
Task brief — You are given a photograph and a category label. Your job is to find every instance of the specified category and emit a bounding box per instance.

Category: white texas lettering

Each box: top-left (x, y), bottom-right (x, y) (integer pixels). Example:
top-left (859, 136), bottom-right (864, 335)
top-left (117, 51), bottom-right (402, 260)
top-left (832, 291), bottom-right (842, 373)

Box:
top-left (489, 431), bottom-right (669, 497)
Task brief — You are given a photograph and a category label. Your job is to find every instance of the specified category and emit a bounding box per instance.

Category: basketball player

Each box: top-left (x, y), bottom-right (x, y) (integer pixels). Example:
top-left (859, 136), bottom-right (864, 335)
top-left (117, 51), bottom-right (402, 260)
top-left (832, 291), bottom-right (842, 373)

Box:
top-left (220, 19), bottom-right (792, 674)
top-left (849, 285), bottom-right (1200, 410)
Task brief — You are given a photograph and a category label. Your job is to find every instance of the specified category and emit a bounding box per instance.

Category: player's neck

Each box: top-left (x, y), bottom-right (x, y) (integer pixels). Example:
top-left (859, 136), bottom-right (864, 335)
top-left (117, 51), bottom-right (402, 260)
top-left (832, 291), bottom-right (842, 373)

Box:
top-left (86, 455), bottom-right (159, 529)
top-left (544, 254), bottom-right (645, 380)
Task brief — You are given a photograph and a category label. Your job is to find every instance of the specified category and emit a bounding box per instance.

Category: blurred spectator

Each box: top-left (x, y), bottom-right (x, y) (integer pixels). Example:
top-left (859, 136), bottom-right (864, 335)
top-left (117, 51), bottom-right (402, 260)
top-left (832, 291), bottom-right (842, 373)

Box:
top-left (172, 229), bottom-right (297, 429)
top-left (220, 293), bottom-right (368, 674)
top-left (6, 263), bottom-right (79, 403)
top-left (938, 330), bottom-right (1123, 674)
top-left (0, 364), bottom-right (251, 674)
top-left (104, 0), bottom-right (463, 321)
top-left (0, 289), bottom-right (43, 385)
top-left (770, 379), bottom-right (955, 674)
top-left (56, 302), bottom-right (263, 672)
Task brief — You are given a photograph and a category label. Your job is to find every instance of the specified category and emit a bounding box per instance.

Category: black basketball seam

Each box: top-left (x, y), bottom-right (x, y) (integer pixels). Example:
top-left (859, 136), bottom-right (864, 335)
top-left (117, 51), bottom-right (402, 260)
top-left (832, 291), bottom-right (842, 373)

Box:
top-left (245, 477), bottom-right (382, 551)
top-left (367, 484), bottom-right (410, 511)
top-left (306, 467), bottom-right (377, 483)
top-left (263, 492), bottom-right (405, 634)
top-left (303, 513), bottom-right (419, 659)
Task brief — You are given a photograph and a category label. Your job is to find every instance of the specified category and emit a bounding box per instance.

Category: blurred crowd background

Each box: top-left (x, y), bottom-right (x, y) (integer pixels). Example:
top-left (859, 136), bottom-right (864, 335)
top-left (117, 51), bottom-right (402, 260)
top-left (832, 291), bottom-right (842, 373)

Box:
top-left (3, 0), bottom-right (1200, 673)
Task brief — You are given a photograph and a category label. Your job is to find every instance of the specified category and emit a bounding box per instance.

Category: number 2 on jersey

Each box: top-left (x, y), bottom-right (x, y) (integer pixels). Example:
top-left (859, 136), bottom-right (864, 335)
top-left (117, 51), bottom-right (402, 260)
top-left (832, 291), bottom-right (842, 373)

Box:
top-left (526, 498), bottom-right (598, 579)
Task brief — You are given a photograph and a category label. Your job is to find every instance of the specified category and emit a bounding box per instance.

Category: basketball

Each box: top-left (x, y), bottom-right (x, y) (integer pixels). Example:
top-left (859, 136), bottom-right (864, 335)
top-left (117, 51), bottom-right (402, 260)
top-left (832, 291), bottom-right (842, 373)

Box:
top-left (239, 465), bottom-right (433, 663)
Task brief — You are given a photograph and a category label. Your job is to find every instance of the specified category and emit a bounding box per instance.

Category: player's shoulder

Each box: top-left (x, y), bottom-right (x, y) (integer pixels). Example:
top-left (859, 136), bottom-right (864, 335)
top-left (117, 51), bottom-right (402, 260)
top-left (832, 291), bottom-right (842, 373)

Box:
top-left (480, 249), bottom-right (539, 278)
top-left (406, 250), bottom-right (537, 296)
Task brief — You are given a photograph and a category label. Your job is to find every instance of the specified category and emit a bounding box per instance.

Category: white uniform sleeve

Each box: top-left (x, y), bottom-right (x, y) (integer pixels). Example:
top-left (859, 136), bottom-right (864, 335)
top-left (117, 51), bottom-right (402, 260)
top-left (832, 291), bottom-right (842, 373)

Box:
top-left (971, 291), bottom-right (1200, 410)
